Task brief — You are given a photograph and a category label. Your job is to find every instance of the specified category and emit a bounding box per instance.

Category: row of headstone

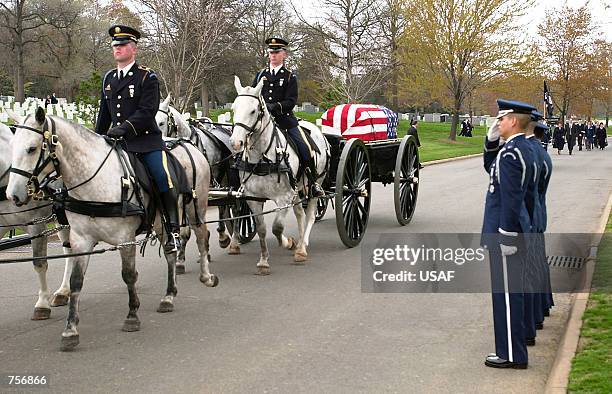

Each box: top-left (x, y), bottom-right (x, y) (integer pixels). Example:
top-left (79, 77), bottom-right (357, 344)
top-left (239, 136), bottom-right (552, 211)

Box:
top-left (217, 112), bottom-right (232, 123)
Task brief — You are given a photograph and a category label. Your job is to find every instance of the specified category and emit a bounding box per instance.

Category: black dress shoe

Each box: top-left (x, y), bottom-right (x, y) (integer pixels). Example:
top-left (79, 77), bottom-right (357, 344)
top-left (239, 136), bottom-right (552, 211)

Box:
top-left (536, 322), bottom-right (544, 330)
top-left (485, 355), bottom-right (527, 369)
top-left (544, 309), bottom-right (550, 317)
top-left (526, 337), bottom-right (536, 346)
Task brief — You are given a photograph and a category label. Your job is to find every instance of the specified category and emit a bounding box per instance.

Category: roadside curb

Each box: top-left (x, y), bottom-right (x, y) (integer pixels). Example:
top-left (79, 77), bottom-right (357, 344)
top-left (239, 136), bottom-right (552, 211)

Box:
top-left (544, 190), bottom-right (612, 393)
top-left (422, 153), bottom-right (481, 166)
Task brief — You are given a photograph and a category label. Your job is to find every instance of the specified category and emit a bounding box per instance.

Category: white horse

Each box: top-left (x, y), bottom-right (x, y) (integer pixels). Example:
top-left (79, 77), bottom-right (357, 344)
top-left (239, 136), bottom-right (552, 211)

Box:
top-left (156, 96), bottom-right (232, 267)
top-left (0, 119), bottom-right (73, 319)
top-left (6, 108), bottom-right (216, 351)
top-left (229, 76), bottom-right (329, 274)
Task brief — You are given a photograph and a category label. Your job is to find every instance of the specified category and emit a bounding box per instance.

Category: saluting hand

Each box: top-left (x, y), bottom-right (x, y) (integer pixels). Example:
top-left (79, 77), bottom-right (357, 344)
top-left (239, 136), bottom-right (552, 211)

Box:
top-left (487, 120), bottom-right (500, 142)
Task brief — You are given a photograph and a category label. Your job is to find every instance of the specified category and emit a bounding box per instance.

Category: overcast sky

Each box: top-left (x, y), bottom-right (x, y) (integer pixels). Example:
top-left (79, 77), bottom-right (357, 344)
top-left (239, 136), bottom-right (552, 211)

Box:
top-left (294, 0), bottom-right (612, 41)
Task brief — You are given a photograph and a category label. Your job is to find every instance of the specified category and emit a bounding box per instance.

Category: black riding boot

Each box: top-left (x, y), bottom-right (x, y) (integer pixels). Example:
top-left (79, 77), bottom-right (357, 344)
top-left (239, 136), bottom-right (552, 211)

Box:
top-left (160, 190), bottom-right (182, 254)
top-left (305, 158), bottom-right (325, 198)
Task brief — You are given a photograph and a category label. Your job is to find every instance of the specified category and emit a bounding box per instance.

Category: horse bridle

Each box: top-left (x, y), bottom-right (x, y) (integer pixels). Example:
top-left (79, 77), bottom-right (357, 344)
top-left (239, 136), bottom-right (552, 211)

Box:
top-left (159, 108), bottom-right (178, 138)
top-left (233, 94), bottom-right (268, 137)
top-left (10, 116), bottom-right (62, 199)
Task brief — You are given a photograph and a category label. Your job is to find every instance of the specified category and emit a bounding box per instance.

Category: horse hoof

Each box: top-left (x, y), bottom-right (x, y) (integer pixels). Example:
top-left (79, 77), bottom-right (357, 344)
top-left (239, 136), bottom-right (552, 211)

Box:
top-left (255, 266), bottom-right (271, 276)
top-left (60, 335), bottom-right (79, 351)
top-left (122, 318), bottom-right (141, 332)
top-left (31, 307), bottom-right (51, 320)
top-left (200, 274), bottom-right (219, 287)
top-left (157, 301), bottom-right (174, 313)
top-left (50, 293), bottom-right (69, 307)
top-left (219, 237), bottom-right (231, 249)
top-left (294, 251), bottom-right (308, 263)
top-left (287, 237), bottom-right (298, 251)
top-left (176, 263), bottom-right (186, 275)
top-left (228, 245), bottom-right (241, 255)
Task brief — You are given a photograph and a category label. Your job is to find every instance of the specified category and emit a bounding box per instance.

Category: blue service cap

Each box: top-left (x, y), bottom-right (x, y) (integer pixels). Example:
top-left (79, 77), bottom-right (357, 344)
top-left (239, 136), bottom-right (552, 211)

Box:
top-left (534, 122), bottom-right (549, 131)
top-left (496, 99), bottom-right (537, 119)
top-left (531, 110), bottom-right (543, 121)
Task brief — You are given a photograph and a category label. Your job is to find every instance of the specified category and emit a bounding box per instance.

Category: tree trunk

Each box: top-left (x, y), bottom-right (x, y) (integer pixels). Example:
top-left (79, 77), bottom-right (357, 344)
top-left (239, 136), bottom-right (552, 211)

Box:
top-left (449, 94), bottom-right (460, 140)
top-left (201, 84), bottom-right (210, 117)
top-left (15, 43), bottom-right (25, 103)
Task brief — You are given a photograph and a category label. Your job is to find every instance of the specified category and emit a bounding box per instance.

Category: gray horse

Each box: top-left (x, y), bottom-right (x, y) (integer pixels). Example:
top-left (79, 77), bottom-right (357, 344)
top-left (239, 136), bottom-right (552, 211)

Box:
top-left (6, 108), bottom-right (216, 351)
top-left (0, 119), bottom-right (72, 319)
top-left (229, 76), bottom-right (329, 274)
top-left (156, 96), bottom-right (232, 273)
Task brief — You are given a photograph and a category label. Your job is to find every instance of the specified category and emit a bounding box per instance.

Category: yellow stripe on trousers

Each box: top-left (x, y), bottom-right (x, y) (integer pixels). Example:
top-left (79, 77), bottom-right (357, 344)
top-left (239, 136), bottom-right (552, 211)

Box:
top-left (161, 151), bottom-right (174, 189)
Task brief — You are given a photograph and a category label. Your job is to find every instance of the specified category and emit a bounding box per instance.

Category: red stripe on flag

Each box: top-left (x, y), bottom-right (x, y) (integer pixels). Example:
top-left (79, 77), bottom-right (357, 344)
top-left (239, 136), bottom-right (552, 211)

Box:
top-left (340, 104), bottom-right (350, 134)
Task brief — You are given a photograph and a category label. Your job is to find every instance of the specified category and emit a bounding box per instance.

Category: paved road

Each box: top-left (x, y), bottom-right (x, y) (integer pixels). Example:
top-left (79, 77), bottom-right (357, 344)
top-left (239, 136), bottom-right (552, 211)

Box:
top-left (1, 143), bottom-right (611, 393)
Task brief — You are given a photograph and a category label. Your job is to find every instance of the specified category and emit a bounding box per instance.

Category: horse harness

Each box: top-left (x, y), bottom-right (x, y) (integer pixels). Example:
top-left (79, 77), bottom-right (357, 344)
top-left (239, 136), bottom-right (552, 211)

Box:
top-left (232, 93), bottom-right (296, 189)
top-left (10, 116), bottom-right (203, 230)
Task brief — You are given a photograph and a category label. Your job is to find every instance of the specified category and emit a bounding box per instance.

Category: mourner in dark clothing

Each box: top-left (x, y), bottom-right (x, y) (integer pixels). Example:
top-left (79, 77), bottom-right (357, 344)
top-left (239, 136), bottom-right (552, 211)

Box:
top-left (407, 119), bottom-right (421, 147)
top-left (482, 99), bottom-right (536, 370)
top-left (596, 123), bottom-right (607, 150)
top-left (460, 119), bottom-right (468, 136)
top-left (552, 122), bottom-right (565, 155)
top-left (586, 122), bottom-right (595, 151)
top-left (407, 120), bottom-right (423, 169)
top-left (577, 122), bottom-right (585, 151)
top-left (567, 122), bottom-right (578, 155)
top-left (466, 119), bottom-right (473, 137)
top-left (50, 93), bottom-right (58, 105)
top-left (251, 36), bottom-right (324, 197)
top-left (94, 24), bottom-right (181, 253)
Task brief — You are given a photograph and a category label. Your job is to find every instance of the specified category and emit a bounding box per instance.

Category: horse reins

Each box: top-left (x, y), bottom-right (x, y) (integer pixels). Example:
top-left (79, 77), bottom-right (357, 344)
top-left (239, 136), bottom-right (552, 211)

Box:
top-left (159, 108), bottom-right (178, 138)
top-left (10, 116), bottom-right (118, 200)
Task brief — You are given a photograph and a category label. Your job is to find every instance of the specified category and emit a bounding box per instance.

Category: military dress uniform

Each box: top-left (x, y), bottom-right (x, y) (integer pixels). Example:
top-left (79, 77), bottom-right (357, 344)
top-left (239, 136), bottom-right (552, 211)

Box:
top-left (534, 122), bottom-right (554, 316)
top-left (482, 100), bottom-right (536, 369)
top-left (524, 120), bottom-right (544, 345)
top-left (94, 25), bottom-right (180, 253)
top-left (251, 36), bottom-right (324, 197)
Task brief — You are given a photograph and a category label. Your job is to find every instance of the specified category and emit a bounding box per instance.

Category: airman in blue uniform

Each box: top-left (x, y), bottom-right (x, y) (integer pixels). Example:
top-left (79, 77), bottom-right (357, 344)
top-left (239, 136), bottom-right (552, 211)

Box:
top-left (533, 121), bottom-right (554, 317)
top-left (482, 99), bottom-right (536, 369)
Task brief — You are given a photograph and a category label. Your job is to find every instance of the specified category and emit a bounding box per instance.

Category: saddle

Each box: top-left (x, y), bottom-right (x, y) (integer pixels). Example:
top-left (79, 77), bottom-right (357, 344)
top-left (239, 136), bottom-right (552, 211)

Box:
top-left (281, 124), bottom-right (321, 179)
top-left (58, 140), bottom-right (194, 236)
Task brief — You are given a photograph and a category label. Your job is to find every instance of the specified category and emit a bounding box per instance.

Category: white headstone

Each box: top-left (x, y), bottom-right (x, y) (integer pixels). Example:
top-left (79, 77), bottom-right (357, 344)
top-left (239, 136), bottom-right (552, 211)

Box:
top-left (66, 112), bottom-right (74, 120)
top-left (196, 111), bottom-right (202, 118)
top-left (218, 114), bottom-right (226, 123)
top-left (316, 119), bottom-right (322, 126)
top-left (0, 113), bottom-right (8, 123)
top-left (14, 102), bottom-right (21, 110)
top-left (77, 118), bottom-right (85, 125)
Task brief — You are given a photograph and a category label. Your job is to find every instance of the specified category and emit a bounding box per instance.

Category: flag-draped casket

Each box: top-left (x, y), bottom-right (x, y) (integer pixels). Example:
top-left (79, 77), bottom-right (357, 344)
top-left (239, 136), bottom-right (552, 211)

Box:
top-left (320, 104), bottom-right (398, 141)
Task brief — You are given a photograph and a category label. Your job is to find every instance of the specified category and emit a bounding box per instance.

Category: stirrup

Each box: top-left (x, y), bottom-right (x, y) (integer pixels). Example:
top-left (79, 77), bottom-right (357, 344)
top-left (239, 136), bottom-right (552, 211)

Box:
top-left (164, 231), bottom-right (181, 253)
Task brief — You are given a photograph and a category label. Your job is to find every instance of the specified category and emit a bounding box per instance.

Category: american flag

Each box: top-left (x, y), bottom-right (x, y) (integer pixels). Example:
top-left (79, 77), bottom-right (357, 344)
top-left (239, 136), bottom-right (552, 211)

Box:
top-left (320, 104), bottom-right (398, 141)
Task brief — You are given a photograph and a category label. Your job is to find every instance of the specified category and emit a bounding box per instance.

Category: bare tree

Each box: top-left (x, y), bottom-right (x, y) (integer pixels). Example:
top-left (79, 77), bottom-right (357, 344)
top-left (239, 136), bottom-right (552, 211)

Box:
top-left (0, 0), bottom-right (81, 102)
top-left (137, 0), bottom-right (248, 113)
top-left (377, 0), bottom-right (406, 110)
top-left (293, 0), bottom-right (389, 103)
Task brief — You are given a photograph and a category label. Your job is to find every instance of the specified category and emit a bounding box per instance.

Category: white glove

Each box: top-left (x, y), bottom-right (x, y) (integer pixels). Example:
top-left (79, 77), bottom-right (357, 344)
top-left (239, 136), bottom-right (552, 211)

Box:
top-left (487, 120), bottom-right (500, 141)
top-left (500, 244), bottom-right (517, 256)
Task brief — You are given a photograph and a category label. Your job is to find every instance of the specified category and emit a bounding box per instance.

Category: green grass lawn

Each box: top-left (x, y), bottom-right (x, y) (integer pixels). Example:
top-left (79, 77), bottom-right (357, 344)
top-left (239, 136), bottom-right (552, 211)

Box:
top-left (568, 213), bottom-right (612, 393)
top-left (208, 109), bottom-right (486, 163)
